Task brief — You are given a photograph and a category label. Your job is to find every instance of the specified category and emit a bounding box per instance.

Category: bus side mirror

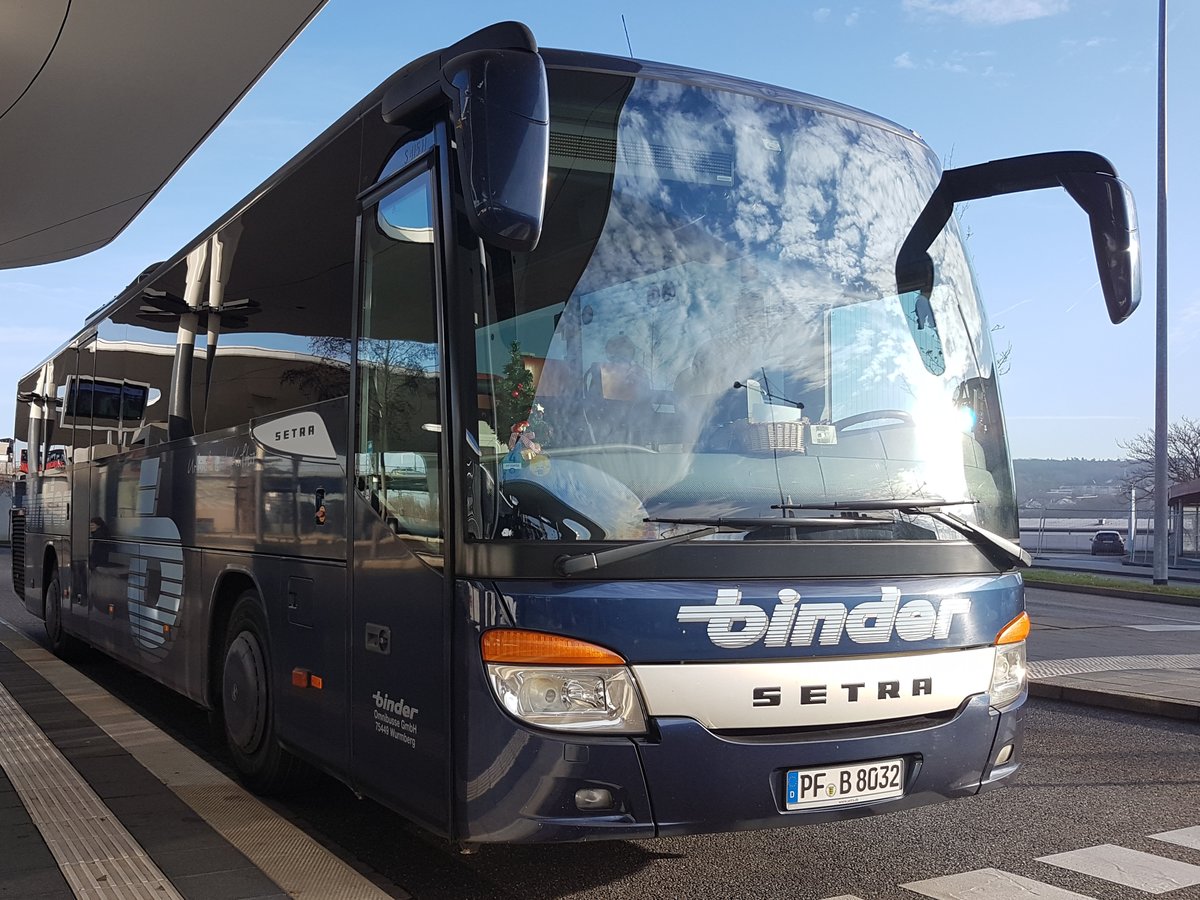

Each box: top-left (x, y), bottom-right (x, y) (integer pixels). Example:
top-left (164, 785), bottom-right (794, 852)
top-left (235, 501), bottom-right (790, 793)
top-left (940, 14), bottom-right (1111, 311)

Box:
top-left (1060, 172), bottom-right (1140, 324)
top-left (441, 48), bottom-right (549, 253)
top-left (896, 151), bottom-right (1141, 325)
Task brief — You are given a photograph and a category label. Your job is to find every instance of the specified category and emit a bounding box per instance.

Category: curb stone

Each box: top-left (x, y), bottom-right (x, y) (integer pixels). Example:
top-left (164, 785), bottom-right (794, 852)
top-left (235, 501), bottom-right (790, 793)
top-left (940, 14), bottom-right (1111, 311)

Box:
top-left (1028, 679), bottom-right (1200, 721)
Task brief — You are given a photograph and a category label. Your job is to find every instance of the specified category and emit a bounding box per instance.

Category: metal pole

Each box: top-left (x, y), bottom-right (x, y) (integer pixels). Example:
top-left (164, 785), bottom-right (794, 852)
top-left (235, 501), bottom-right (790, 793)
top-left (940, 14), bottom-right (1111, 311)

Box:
top-left (1153, 0), bottom-right (1169, 583)
top-left (1129, 487), bottom-right (1136, 560)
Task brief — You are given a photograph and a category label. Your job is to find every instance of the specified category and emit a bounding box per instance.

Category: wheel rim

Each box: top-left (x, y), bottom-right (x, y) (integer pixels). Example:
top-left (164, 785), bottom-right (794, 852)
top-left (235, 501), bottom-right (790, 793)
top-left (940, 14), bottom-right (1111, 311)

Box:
top-left (223, 631), bottom-right (268, 753)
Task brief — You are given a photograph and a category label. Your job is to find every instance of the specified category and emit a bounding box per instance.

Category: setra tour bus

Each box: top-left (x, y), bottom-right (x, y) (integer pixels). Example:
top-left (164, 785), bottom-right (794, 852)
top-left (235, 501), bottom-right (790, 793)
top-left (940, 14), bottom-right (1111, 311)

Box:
top-left (12, 22), bottom-right (1139, 844)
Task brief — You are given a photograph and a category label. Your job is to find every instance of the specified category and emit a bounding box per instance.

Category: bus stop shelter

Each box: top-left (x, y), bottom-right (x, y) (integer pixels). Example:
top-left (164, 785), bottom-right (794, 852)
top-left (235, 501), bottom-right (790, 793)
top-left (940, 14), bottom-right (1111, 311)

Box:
top-left (1168, 478), bottom-right (1200, 563)
top-left (1, 1), bottom-right (325, 269)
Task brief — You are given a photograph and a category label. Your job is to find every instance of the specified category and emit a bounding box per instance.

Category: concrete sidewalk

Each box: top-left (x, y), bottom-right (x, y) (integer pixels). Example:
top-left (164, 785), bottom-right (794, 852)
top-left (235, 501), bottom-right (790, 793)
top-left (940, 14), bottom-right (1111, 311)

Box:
top-left (1028, 656), bottom-right (1200, 722)
top-left (1026, 567), bottom-right (1200, 721)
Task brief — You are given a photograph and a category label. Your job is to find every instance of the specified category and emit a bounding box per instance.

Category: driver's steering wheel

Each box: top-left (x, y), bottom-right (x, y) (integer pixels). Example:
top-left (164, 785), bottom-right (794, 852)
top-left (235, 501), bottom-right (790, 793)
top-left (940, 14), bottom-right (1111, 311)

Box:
top-left (833, 410), bottom-right (915, 431)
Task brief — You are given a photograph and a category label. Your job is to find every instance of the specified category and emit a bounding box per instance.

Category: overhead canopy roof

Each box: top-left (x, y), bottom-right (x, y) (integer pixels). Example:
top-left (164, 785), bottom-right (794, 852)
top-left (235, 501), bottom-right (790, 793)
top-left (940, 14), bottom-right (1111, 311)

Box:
top-left (1169, 479), bottom-right (1200, 508)
top-left (0, 0), bottom-right (326, 270)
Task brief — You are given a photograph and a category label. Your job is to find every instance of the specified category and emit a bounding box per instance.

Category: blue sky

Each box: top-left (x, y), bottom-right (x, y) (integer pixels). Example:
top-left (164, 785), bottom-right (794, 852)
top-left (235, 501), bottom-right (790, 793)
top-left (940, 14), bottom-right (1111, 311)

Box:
top-left (2, 0), bottom-right (1194, 460)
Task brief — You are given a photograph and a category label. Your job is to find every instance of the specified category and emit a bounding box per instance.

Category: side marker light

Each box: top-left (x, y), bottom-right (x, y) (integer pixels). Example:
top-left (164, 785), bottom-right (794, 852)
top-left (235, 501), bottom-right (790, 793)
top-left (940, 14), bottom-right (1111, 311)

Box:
top-left (482, 629), bottom-right (625, 665)
top-left (996, 611), bottom-right (1030, 645)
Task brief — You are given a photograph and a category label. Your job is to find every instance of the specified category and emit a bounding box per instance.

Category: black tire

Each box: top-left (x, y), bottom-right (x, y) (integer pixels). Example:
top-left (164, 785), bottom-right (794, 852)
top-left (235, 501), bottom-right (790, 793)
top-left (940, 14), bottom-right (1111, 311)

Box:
top-left (44, 570), bottom-right (83, 659)
top-left (220, 591), bottom-right (306, 793)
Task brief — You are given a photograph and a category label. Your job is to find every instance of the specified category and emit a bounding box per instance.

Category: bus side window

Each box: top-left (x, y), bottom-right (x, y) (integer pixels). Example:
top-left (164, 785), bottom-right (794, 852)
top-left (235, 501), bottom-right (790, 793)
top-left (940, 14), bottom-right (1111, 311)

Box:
top-left (355, 168), bottom-right (443, 556)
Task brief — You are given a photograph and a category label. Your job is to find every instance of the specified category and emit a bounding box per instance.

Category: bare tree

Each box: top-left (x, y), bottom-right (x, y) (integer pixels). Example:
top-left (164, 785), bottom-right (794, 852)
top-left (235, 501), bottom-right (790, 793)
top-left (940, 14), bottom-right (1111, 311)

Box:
top-left (1118, 416), bottom-right (1200, 498)
top-left (990, 323), bottom-right (1012, 376)
top-left (280, 335), bottom-right (351, 402)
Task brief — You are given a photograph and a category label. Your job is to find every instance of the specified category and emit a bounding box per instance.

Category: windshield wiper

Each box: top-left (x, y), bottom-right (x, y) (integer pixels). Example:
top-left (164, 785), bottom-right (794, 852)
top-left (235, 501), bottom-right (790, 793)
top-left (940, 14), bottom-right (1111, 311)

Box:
top-left (554, 515), bottom-right (891, 576)
top-left (773, 499), bottom-right (1030, 569)
top-left (773, 498), bottom-right (977, 512)
top-left (555, 526), bottom-right (719, 576)
top-left (646, 515), bottom-right (892, 529)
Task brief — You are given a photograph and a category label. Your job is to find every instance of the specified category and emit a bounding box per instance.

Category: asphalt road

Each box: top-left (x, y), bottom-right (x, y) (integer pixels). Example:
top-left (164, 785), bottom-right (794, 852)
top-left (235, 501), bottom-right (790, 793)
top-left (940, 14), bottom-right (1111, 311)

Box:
top-left (1026, 585), bottom-right (1200, 660)
top-left (3, 568), bottom-right (1200, 900)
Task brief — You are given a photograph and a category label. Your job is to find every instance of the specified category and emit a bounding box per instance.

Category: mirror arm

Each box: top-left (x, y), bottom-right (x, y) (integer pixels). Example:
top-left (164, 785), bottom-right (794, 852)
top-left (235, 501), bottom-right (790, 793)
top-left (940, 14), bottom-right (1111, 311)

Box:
top-left (941, 150), bottom-right (1116, 202)
top-left (381, 22), bottom-right (537, 126)
top-left (896, 151), bottom-right (1120, 298)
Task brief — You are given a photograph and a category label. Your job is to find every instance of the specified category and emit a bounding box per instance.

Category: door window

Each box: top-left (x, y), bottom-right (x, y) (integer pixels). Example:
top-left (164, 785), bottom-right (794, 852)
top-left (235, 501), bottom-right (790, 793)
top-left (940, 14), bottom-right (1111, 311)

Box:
top-left (355, 169), bottom-right (443, 556)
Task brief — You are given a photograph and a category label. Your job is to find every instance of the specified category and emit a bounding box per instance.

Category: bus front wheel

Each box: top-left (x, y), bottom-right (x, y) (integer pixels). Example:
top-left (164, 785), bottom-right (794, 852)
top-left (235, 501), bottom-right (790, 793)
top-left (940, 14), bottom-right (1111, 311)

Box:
top-left (221, 592), bottom-right (303, 793)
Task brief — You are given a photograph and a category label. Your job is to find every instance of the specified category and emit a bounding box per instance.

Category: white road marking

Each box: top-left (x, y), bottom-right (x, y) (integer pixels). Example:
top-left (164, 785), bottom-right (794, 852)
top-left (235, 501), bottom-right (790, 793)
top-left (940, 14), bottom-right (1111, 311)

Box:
top-left (1125, 625), bottom-right (1200, 632)
top-left (1151, 826), bottom-right (1200, 851)
top-left (1037, 844), bottom-right (1200, 894)
top-left (903, 867), bottom-right (1095, 899)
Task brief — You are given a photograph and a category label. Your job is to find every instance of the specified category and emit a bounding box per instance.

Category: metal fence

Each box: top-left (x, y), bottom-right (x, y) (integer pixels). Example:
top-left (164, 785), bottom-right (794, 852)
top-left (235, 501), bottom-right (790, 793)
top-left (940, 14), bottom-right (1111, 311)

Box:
top-left (1018, 507), bottom-right (1199, 561)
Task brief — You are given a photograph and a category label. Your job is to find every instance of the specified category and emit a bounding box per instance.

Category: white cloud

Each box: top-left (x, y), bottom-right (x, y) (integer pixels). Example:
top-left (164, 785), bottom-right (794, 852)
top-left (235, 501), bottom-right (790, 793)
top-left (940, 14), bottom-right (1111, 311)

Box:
top-left (1170, 297), bottom-right (1200, 348)
top-left (1061, 36), bottom-right (1115, 49)
top-left (845, 9), bottom-right (860, 26)
top-left (1008, 420), bottom-right (1137, 427)
top-left (903, 0), bottom-right (1069, 26)
top-left (0, 325), bottom-right (77, 347)
top-left (893, 49), bottom-right (1005, 78)
top-left (813, 7), bottom-right (831, 22)
top-left (0, 281), bottom-right (83, 297)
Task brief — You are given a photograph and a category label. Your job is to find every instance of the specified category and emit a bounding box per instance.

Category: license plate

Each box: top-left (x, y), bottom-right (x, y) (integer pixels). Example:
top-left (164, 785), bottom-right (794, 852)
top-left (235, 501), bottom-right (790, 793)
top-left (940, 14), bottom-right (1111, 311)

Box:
top-left (785, 758), bottom-right (905, 810)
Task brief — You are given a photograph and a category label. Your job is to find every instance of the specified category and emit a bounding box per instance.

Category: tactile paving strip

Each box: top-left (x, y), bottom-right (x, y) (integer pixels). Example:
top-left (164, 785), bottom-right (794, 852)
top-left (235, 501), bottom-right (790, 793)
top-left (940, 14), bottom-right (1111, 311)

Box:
top-left (0, 680), bottom-right (184, 899)
top-left (0, 627), bottom-right (400, 899)
top-left (1028, 654), bottom-right (1200, 679)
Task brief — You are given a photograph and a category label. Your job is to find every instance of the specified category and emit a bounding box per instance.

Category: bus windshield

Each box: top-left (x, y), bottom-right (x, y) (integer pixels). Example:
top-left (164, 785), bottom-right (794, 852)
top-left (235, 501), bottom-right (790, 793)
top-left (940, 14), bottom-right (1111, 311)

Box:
top-left (473, 67), bottom-right (1015, 544)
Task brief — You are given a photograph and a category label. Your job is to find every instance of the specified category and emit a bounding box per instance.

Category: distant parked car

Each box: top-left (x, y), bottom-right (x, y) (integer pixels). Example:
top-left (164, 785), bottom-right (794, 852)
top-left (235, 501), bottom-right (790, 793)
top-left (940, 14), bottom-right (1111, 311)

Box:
top-left (1090, 530), bottom-right (1126, 556)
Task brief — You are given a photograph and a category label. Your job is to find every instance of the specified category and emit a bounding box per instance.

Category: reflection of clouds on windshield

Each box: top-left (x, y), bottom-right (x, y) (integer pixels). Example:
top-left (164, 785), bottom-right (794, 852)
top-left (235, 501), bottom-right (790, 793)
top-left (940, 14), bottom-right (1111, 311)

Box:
top-left (518, 73), bottom-right (1012, 534)
top-left (930, 220), bottom-right (992, 376)
top-left (565, 78), bottom-right (996, 396)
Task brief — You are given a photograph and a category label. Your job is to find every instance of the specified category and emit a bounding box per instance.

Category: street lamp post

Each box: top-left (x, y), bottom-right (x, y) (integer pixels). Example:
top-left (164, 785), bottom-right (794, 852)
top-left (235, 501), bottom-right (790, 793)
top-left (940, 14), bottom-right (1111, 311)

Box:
top-left (1153, 0), bottom-right (1169, 584)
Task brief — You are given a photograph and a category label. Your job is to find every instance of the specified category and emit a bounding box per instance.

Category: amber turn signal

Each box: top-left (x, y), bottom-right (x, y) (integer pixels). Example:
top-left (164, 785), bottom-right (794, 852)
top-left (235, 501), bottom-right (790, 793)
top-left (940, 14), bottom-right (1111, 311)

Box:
top-left (995, 611), bottom-right (1030, 645)
top-left (481, 629), bottom-right (625, 665)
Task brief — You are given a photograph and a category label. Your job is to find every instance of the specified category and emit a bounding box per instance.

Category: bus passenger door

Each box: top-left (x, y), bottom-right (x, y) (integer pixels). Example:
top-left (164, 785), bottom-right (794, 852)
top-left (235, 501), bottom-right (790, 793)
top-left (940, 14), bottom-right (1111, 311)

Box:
top-left (350, 162), bottom-right (451, 835)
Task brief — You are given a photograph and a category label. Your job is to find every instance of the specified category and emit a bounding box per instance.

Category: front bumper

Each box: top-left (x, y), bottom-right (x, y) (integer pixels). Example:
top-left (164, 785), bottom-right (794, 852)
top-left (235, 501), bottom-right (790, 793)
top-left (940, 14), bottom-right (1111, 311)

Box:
top-left (641, 691), bottom-right (1023, 837)
top-left (455, 683), bottom-right (1025, 843)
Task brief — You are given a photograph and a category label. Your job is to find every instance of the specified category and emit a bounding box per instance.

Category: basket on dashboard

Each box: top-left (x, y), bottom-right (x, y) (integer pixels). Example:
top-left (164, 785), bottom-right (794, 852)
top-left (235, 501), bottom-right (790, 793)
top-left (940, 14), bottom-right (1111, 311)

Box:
top-left (737, 420), bottom-right (805, 453)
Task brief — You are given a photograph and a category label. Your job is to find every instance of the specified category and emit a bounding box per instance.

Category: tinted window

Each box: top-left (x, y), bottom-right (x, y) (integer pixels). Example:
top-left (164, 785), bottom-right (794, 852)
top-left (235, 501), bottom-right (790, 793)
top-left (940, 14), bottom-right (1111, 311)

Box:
top-left (203, 121), bottom-right (361, 432)
top-left (355, 168), bottom-right (442, 555)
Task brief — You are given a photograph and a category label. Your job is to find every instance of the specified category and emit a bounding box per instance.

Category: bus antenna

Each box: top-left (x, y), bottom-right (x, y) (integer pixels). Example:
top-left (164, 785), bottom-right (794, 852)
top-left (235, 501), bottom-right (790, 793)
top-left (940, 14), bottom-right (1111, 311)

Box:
top-left (621, 15), bottom-right (634, 58)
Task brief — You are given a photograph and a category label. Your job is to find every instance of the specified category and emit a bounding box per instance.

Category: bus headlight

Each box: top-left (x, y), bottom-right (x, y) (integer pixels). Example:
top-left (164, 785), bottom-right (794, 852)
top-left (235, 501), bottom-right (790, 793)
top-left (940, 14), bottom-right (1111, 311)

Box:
top-left (989, 642), bottom-right (1027, 708)
top-left (486, 665), bottom-right (647, 733)
top-left (480, 629), bottom-right (648, 734)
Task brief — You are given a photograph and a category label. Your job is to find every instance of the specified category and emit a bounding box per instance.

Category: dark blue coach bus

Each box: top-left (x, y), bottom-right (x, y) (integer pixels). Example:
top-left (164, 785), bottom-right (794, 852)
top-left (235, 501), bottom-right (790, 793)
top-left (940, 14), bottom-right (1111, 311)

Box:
top-left (12, 22), bottom-right (1139, 844)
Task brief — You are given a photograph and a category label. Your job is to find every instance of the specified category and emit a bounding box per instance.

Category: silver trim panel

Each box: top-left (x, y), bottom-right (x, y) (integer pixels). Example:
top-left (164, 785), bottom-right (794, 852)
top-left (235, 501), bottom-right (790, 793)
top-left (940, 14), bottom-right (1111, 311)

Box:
top-left (632, 647), bottom-right (995, 729)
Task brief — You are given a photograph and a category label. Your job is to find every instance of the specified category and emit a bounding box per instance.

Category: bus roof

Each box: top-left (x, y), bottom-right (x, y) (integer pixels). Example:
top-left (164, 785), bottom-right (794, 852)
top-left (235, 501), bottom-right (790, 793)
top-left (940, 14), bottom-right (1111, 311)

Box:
top-left (40, 31), bottom-right (927, 383)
